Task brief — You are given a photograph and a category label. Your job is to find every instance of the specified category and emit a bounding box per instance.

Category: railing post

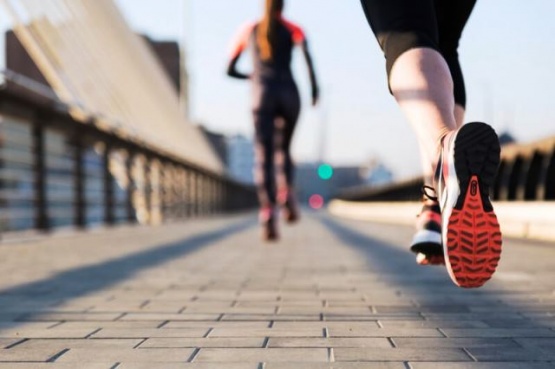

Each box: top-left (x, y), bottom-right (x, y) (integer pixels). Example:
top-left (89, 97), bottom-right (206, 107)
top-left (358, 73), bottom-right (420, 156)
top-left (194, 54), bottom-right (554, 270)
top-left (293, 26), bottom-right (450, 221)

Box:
top-left (73, 132), bottom-right (85, 228)
top-left (126, 151), bottom-right (135, 223)
top-left (32, 114), bottom-right (49, 231)
top-left (103, 142), bottom-right (115, 225)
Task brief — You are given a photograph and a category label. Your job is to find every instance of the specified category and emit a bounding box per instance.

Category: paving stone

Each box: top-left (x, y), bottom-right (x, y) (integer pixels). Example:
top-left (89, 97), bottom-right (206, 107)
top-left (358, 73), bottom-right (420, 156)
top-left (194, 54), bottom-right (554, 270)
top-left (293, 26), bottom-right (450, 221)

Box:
top-left (265, 364), bottom-right (405, 369)
top-left (1, 215), bottom-right (555, 366)
top-left (271, 322), bottom-right (380, 330)
top-left (329, 327), bottom-right (443, 338)
top-left (92, 328), bottom-right (209, 338)
top-left (379, 320), bottom-right (489, 329)
top-left (268, 337), bottom-right (391, 348)
top-left (164, 321), bottom-right (271, 329)
top-left (0, 338), bottom-right (23, 348)
top-left (222, 314), bottom-right (321, 321)
top-left (18, 313), bottom-right (122, 321)
top-left (334, 348), bottom-right (472, 362)
top-left (194, 348), bottom-right (328, 362)
top-left (0, 347), bottom-right (66, 362)
top-left (466, 347), bottom-right (555, 361)
top-left (0, 328), bottom-right (97, 339)
top-left (56, 348), bottom-right (196, 362)
top-left (54, 321), bottom-right (164, 329)
top-left (441, 328), bottom-right (555, 338)
top-left (120, 313), bottom-right (221, 321)
top-left (0, 364), bottom-right (111, 369)
top-left (15, 338), bottom-right (143, 350)
top-left (118, 364), bottom-right (259, 369)
top-left (392, 337), bottom-right (520, 348)
top-left (209, 328), bottom-right (324, 338)
top-left (140, 337), bottom-right (264, 348)
top-left (410, 363), bottom-right (555, 369)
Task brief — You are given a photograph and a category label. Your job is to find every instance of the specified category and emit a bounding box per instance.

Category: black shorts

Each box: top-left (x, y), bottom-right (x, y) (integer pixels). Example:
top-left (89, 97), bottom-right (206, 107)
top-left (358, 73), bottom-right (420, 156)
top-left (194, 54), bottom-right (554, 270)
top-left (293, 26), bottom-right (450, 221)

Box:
top-left (360, 0), bottom-right (477, 107)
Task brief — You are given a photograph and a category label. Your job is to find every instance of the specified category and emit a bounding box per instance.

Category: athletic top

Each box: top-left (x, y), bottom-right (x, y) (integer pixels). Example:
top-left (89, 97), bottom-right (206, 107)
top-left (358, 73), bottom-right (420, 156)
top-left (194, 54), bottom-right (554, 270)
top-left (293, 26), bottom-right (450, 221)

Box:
top-left (229, 16), bottom-right (306, 81)
top-left (227, 15), bottom-right (319, 104)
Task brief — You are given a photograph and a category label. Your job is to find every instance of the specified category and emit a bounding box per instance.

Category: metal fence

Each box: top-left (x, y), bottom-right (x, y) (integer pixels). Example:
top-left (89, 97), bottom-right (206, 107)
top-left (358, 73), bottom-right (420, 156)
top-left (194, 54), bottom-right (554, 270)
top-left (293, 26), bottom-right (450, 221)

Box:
top-left (0, 75), bottom-right (257, 233)
top-left (336, 138), bottom-right (555, 203)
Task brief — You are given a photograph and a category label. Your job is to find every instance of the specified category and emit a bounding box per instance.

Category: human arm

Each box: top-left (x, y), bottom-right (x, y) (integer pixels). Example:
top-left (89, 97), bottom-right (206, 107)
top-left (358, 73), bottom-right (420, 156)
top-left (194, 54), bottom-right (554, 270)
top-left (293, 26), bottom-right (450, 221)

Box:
top-left (300, 39), bottom-right (319, 106)
top-left (226, 23), bottom-right (254, 80)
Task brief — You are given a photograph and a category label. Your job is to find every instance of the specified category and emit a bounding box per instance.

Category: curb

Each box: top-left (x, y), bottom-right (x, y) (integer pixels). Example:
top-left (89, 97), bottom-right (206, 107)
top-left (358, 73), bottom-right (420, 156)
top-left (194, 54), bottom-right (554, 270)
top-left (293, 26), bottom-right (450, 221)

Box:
top-left (328, 200), bottom-right (555, 242)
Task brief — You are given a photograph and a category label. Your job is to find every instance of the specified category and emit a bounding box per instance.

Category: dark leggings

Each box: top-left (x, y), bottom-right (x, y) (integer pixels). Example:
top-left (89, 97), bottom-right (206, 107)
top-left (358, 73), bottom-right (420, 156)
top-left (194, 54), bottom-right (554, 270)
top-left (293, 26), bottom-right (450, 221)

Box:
top-left (360, 0), bottom-right (477, 108)
top-left (252, 79), bottom-right (300, 208)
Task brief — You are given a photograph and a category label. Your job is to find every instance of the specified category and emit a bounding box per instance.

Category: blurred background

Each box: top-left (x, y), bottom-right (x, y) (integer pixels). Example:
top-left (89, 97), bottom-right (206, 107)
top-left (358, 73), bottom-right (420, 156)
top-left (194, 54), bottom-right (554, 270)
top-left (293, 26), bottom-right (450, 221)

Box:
top-left (0, 0), bottom-right (554, 233)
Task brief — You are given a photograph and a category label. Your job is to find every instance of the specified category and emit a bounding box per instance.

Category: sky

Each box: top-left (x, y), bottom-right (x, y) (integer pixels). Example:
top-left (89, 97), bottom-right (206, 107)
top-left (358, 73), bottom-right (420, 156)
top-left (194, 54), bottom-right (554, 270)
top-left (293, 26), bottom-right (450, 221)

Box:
top-left (3, 1), bottom-right (555, 180)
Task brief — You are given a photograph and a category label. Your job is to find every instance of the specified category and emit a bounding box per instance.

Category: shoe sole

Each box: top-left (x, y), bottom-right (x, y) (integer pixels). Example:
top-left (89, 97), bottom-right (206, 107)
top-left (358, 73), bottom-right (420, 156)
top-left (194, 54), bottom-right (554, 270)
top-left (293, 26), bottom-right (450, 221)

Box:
top-left (444, 122), bottom-right (503, 288)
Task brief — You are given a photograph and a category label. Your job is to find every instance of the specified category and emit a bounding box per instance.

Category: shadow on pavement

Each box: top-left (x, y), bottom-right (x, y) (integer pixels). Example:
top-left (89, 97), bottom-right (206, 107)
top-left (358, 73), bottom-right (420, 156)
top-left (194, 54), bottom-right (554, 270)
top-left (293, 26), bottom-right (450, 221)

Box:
top-left (0, 218), bottom-right (255, 327)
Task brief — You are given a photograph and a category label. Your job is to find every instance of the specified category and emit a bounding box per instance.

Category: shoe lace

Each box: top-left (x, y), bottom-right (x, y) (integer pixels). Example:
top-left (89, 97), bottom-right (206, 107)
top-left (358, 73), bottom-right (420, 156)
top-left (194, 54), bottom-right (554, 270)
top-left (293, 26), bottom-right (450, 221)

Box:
top-left (421, 185), bottom-right (438, 202)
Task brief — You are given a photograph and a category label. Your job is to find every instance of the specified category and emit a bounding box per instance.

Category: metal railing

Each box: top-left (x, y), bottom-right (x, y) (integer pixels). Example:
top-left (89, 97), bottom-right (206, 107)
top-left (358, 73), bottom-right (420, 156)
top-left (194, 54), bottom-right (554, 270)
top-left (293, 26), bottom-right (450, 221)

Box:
top-left (0, 73), bottom-right (257, 234)
top-left (335, 138), bottom-right (555, 203)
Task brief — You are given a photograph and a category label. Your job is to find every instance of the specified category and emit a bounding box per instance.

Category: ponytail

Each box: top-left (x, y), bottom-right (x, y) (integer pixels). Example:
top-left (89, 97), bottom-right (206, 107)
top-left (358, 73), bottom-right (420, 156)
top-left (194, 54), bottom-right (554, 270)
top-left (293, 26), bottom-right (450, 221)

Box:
top-left (257, 0), bottom-right (284, 61)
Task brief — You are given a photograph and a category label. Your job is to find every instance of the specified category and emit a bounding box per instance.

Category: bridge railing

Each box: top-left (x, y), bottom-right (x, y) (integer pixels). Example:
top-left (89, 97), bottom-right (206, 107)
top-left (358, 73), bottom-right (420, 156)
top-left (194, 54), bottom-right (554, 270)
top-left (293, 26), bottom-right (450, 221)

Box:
top-left (336, 138), bottom-right (555, 203)
top-left (0, 73), bottom-right (257, 234)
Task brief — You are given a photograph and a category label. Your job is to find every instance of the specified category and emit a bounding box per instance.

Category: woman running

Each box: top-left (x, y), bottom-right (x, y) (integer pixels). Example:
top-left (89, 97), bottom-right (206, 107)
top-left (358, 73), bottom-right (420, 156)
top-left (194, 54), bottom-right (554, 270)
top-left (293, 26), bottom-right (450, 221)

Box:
top-left (359, 0), bottom-right (502, 288)
top-left (227, 0), bottom-right (319, 241)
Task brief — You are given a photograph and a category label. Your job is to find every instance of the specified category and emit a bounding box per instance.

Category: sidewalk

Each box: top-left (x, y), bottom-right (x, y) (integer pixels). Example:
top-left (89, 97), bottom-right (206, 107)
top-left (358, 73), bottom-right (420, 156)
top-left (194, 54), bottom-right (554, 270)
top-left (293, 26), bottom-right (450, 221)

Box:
top-left (0, 213), bottom-right (554, 368)
top-left (329, 200), bottom-right (555, 242)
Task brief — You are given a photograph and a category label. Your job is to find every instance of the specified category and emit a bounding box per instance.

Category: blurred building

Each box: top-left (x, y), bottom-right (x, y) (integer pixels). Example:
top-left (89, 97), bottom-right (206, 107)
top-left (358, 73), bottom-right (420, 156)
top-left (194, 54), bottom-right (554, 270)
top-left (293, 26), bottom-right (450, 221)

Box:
top-left (198, 127), bottom-right (255, 185)
top-left (142, 36), bottom-right (189, 118)
top-left (295, 163), bottom-right (367, 206)
top-left (226, 135), bottom-right (255, 185)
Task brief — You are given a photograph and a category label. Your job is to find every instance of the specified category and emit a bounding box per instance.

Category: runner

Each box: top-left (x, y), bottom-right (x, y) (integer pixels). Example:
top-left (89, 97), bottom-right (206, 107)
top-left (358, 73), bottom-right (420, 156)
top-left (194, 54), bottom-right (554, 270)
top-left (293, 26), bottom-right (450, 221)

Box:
top-left (359, 0), bottom-right (502, 287)
top-left (227, 0), bottom-right (319, 241)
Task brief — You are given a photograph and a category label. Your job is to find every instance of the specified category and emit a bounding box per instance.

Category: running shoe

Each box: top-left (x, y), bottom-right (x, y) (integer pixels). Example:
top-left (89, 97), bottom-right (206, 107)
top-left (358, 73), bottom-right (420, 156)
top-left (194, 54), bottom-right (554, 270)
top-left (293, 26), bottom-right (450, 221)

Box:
top-left (410, 190), bottom-right (445, 266)
top-left (279, 189), bottom-right (300, 224)
top-left (435, 122), bottom-right (502, 288)
top-left (260, 206), bottom-right (279, 241)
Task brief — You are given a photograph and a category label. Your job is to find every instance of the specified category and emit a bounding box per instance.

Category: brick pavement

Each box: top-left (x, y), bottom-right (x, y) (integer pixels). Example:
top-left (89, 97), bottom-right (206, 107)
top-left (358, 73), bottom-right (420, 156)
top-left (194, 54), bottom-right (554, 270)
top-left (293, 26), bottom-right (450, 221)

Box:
top-left (0, 213), bottom-right (554, 368)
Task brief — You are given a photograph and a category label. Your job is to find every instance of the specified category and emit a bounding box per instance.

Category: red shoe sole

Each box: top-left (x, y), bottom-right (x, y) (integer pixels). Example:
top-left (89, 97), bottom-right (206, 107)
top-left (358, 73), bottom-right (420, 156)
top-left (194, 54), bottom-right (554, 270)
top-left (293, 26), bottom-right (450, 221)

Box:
top-left (445, 175), bottom-right (502, 288)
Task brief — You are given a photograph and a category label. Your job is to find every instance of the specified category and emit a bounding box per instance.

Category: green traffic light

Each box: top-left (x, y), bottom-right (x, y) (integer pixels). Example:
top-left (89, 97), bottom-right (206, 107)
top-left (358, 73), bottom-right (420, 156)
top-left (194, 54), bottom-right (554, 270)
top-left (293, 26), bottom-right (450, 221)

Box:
top-left (318, 164), bottom-right (333, 180)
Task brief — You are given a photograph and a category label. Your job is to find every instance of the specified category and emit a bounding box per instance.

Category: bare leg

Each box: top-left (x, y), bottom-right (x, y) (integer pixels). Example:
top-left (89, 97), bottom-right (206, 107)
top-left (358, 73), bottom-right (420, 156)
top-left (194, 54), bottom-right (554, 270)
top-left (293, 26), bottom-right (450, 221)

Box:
top-left (389, 48), bottom-right (457, 176)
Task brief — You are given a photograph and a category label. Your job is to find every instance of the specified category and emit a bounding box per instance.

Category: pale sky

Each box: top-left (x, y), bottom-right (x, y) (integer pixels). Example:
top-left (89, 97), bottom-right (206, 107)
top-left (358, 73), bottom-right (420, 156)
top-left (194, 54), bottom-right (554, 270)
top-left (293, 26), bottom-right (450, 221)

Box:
top-left (4, 1), bottom-right (555, 180)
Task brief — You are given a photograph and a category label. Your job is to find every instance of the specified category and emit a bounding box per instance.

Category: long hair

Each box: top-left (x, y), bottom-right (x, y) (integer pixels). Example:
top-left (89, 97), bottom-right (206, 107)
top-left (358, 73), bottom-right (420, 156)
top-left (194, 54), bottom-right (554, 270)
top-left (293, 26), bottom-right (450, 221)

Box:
top-left (257, 0), bottom-right (284, 61)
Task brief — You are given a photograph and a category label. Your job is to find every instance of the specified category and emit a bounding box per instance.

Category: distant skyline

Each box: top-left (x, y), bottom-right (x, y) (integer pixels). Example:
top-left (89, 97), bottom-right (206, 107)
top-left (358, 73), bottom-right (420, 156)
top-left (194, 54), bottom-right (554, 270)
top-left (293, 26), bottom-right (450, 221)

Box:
top-left (2, 1), bottom-right (554, 180)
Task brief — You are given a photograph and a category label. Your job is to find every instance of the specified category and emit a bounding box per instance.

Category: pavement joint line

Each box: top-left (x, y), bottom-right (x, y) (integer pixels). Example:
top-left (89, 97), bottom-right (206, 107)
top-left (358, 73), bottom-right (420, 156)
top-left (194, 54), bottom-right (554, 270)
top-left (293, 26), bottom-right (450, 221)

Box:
top-left (47, 321), bottom-right (65, 329)
top-left (4, 338), bottom-right (28, 349)
top-left (463, 347), bottom-right (478, 362)
top-left (437, 328), bottom-right (448, 338)
top-left (46, 348), bottom-right (70, 362)
top-left (85, 327), bottom-right (102, 338)
top-left (157, 320), bottom-right (169, 328)
top-left (387, 337), bottom-right (397, 348)
top-left (114, 312), bottom-right (127, 321)
top-left (188, 347), bottom-right (201, 362)
top-left (133, 338), bottom-right (148, 349)
top-left (262, 337), bottom-right (269, 348)
top-left (204, 328), bottom-right (214, 338)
